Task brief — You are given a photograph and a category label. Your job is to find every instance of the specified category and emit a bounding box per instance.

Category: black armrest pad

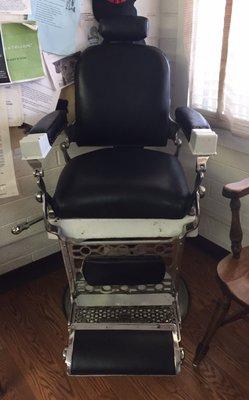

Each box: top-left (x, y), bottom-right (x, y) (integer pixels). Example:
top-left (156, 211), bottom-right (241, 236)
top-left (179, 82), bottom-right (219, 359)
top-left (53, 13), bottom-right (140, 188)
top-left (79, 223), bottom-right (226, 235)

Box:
top-left (175, 107), bottom-right (210, 141)
top-left (29, 110), bottom-right (68, 145)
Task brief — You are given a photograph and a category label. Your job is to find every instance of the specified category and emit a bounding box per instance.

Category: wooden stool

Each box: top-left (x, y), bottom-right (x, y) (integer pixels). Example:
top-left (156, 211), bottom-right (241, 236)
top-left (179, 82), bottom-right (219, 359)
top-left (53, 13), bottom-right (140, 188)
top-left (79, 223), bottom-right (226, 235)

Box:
top-left (193, 178), bottom-right (249, 367)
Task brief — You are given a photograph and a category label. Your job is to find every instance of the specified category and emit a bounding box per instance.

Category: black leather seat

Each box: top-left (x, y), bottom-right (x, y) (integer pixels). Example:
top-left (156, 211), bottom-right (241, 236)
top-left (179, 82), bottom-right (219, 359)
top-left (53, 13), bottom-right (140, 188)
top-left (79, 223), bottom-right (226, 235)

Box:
top-left (53, 147), bottom-right (192, 219)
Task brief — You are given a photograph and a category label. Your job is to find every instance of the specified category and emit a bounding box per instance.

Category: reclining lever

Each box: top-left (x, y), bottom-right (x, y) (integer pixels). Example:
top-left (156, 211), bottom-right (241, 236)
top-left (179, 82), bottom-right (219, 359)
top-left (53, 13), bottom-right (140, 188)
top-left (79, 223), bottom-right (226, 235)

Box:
top-left (11, 216), bottom-right (43, 235)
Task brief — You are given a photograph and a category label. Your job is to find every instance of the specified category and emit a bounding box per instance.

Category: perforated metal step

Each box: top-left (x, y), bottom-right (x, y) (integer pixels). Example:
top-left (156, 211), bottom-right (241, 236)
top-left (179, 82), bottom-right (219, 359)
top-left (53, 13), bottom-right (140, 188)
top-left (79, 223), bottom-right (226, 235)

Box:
top-left (73, 305), bottom-right (177, 324)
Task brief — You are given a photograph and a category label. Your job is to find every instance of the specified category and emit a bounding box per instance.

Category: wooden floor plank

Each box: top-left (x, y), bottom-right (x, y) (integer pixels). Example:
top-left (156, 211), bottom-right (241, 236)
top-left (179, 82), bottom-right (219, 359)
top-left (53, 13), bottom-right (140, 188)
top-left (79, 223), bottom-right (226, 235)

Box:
top-left (0, 345), bottom-right (36, 400)
top-left (0, 242), bottom-right (249, 400)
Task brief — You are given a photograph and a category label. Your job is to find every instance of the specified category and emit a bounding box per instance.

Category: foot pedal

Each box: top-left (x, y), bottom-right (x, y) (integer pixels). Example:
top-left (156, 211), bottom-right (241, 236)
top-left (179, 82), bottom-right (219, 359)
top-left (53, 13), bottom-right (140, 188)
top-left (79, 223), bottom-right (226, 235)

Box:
top-left (65, 328), bottom-right (182, 376)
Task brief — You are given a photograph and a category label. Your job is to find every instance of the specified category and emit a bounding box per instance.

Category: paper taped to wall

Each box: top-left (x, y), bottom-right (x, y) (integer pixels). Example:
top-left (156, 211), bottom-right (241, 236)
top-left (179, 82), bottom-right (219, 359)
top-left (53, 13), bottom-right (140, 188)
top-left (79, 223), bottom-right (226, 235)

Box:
top-left (30, 0), bottom-right (81, 56)
top-left (76, 12), bottom-right (102, 52)
top-left (5, 84), bottom-right (24, 127)
top-left (21, 75), bottom-right (60, 126)
top-left (0, 14), bottom-right (28, 23)
top-left (0, 87), bottom-right (18, 198)
top-left (80, 0), bottom-right (93, 14)
top-left (0, 33), bottom-right (10, 84)
top-left (0, 0), bottom-right (31, 14)
top-left (76, 0), bottom-right (101, 51)
top-left (43, 51), bottom-right (80, 90)
top-left (0, 23), bottom-right (45, 85)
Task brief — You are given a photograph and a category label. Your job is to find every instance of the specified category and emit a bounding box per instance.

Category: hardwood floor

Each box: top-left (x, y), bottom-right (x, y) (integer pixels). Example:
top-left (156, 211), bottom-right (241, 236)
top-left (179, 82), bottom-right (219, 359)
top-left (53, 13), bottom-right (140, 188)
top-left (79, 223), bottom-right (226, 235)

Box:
top-left (0, 241), bottom-right (249, 400)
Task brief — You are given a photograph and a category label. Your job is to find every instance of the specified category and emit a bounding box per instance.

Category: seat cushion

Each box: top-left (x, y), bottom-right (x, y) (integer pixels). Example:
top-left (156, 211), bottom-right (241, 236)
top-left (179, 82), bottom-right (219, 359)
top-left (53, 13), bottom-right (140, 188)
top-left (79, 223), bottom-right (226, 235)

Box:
top-left (53, 148), bottom-right (192, 219)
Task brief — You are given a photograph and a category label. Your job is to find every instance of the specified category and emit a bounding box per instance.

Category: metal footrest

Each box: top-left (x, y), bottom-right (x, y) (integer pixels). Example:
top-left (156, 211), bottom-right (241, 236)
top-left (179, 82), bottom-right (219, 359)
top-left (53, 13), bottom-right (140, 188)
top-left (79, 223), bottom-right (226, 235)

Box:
top-left (65, 280), bottom-right (182, 376)
top-left (65, 326), bottom-right (183, 376)
top-left (64, 254), bottom-right (183, 376)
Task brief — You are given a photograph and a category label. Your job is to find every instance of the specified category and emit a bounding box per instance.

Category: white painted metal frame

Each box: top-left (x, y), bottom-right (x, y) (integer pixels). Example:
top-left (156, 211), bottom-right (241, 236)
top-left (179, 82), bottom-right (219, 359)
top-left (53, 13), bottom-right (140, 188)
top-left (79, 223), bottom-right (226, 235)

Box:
top-left (47, 215), bottom-right (197, 241)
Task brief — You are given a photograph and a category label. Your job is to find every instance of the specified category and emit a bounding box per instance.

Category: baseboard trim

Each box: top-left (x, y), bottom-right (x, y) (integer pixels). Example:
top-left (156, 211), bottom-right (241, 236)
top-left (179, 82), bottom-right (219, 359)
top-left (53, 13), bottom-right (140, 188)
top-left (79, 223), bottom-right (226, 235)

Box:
top-left (0, 252), bottom-right (63, 294)
top-left (0, 236), bottom-right (229, 294)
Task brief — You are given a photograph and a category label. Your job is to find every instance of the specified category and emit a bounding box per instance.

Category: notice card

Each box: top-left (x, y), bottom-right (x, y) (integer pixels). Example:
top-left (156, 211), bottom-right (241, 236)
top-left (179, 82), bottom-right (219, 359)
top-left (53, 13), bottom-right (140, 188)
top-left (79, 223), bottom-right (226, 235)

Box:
top-left (0, 33), bottom-right (10, 84)
top-left (76, 12), bottom-right (101, 52)
top-left (5, 84), bottom-right (24, 127)
top-left (0, 23), bottom-right (45, 85)
top-left (30, 0), bottom-right (81, 55)
top-left (43, 51), bottom-right (80, 90)
top-left (0, 15), bottom-right (28, 23)
top-left (0, 87), bottom-right (18, 198)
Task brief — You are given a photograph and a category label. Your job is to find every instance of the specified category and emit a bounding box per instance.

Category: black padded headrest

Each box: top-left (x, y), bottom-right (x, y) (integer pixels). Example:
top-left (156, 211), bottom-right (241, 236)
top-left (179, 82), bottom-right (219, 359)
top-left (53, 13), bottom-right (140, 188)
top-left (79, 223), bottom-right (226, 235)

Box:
top-left (99, 16), bottom-right (148, 42)
top-left (93, 0), bottom-right (137, 22)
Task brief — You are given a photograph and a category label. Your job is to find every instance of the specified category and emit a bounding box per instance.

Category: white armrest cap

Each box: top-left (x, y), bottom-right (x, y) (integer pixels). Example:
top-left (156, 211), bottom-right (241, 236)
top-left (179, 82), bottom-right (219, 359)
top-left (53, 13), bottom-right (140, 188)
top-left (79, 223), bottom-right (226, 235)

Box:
top-left (20, 133), bottom-right (51, 160)
top-left (189, 129), bottom-right (218, 156)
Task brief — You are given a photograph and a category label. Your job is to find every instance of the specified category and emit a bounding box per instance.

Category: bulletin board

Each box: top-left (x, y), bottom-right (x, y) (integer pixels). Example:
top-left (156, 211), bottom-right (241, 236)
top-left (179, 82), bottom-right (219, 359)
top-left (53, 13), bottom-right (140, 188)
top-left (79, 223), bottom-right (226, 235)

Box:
top-left (0, 0), bottom-right (160, 200)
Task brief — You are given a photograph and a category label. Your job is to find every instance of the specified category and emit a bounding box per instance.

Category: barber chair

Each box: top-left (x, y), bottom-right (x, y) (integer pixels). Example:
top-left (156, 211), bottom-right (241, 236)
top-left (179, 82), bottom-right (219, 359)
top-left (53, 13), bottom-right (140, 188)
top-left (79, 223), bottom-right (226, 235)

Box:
top-left (13, 16), bottom-right (217, 376)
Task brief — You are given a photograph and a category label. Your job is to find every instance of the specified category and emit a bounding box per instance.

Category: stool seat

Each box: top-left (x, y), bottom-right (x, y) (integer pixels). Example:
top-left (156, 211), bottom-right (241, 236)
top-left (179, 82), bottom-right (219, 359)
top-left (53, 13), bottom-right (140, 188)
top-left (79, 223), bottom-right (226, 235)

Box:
top-left (217, 246), bottom-right (249, 305)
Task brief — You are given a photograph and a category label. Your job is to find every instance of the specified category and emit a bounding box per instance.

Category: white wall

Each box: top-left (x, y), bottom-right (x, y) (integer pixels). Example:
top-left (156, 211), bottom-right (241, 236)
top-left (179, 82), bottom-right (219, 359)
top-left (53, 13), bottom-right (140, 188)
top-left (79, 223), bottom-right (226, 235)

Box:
top-left (136, 0), bottom-right (160, 46)
top-left (159, 0), bottom-right (179, 105)
top-left (0, 85), bottom-right (73, 275)
top-left (160, 0), bottom-right (249, 251)
top-left (0, 1), bottom-right (161, 275)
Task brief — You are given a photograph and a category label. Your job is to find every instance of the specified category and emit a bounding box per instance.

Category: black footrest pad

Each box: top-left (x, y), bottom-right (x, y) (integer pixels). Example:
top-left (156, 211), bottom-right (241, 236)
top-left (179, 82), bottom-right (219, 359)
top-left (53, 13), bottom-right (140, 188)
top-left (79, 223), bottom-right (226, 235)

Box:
top-left (83, 256), bottom-right (165, 286)
top-left (71, 330), bottom-right (177, 375)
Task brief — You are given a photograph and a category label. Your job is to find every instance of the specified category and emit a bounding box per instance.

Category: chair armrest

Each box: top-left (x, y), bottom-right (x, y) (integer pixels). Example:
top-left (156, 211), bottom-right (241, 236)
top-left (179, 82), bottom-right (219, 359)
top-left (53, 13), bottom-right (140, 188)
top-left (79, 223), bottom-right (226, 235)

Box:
top-left (20, 110), bottom-right (68, 160)
top-left (223, 178), bottom-right (249, 199)
top-left (175, 107), bottom-right (210, 140)
top-left (175, 107), bottom-right (218, 156)
top-left (30, 110), bottom-right (67, 145)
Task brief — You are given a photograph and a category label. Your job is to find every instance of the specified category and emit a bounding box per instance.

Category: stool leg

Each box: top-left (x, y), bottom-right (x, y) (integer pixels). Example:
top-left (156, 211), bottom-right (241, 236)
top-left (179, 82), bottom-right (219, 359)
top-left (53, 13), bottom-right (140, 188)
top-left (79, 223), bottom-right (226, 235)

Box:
top-left (193, 295), bottom-right (231, 367)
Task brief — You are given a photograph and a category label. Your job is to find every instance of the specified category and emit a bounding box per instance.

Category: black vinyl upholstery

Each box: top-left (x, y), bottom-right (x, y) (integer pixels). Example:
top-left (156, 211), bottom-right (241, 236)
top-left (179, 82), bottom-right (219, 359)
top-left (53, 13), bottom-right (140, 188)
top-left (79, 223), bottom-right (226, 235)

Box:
top-left (53, 148), bottom-right (192, 219)
top-left (29, 110), bottom-right (67, 145)
top-left (47, 18), bottom-right (195, 221)
top-left (175, 106), bottom-right (211, 141)
top-left (74, 43), bottom-right (171, 146)
top-left (83, 256), bottom-right (166, 285)
top-left (99, 16), bottom-right (148, 42)
top-left (93, 0), bottom-right (137, 22)
top-left (71, 330), bottom-right (176, 375)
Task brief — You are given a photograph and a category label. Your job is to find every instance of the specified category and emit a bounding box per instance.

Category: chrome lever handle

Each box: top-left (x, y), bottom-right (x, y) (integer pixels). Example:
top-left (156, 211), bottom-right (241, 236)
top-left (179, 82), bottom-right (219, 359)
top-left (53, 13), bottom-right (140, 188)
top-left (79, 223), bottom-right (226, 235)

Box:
top-left (11, 216), bottom-right (43, 235)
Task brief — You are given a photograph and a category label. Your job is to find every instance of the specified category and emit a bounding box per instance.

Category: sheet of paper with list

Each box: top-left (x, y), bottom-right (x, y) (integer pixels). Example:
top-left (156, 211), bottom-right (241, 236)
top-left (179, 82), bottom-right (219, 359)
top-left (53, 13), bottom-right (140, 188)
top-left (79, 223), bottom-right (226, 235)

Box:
top-left (0, 0), bottom-right (31, 14)
top-left (5, 84), bottom-right (24, 127)
top-left (0, 87), bottom-right (18, 198)
top-left (21, 75), bottom-right (60, 125)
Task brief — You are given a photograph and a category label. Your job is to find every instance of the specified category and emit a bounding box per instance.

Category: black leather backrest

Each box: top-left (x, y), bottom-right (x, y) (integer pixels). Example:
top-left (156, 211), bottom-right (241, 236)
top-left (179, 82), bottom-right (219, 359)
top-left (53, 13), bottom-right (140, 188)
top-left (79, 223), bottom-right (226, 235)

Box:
top-left (75, 43), bottom-right (171, 147)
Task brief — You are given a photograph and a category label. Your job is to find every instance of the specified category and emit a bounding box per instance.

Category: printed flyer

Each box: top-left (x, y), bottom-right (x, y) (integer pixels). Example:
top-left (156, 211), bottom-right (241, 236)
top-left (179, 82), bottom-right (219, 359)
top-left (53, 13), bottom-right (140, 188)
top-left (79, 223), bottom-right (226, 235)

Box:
top-left (30, 0), bottom-right (81, 55)
top-left (0, 23), bottom-right (45, 84)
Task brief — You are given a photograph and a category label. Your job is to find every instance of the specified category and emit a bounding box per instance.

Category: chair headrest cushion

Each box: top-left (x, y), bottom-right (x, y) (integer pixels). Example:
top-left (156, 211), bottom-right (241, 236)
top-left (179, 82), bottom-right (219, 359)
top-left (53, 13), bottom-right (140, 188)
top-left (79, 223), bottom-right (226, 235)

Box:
top-left (99, 16), bottom-right (149, 42)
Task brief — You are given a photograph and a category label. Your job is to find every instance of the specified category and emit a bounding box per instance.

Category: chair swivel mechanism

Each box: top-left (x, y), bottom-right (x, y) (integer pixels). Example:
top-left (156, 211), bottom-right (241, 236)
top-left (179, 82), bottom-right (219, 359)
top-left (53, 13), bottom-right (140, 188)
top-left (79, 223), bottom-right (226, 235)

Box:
top-left (13, 16), bottom-right (217, 376)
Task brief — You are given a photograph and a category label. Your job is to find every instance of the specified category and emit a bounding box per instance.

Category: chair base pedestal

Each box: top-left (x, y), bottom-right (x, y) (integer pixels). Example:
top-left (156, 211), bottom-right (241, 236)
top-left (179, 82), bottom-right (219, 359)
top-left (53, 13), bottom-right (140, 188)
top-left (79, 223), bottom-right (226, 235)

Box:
top-left (60, 238), bottom-right (187, 376)
top-left (178, 278), bottom-right (190, 320)
top-left (193, 342), bottom-right (209, 368)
